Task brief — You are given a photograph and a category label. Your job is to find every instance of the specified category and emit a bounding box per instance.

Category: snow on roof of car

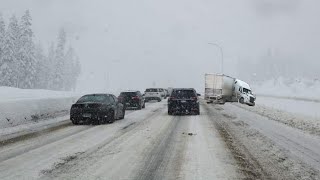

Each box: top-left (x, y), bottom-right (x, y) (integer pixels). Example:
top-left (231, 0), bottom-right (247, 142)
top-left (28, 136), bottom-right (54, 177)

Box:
top-left (122, 90), bottom-right (139, 92)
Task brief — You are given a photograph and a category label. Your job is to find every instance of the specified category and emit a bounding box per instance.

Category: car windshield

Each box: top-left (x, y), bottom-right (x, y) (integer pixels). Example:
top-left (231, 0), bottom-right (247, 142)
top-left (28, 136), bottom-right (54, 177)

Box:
top-left (120, 92), bottom-right (137, 97)
top-left (243, 88), bottom-right (252, 94)
top-left (171, 90), bottom-right (196, 98)
top-left (77, 95), bottom-right (110, 103)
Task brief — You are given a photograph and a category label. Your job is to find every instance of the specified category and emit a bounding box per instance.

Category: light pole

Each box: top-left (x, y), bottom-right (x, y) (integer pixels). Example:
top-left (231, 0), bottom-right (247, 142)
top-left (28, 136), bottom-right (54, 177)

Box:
top-left (208, 42), bottom-right (224, 74)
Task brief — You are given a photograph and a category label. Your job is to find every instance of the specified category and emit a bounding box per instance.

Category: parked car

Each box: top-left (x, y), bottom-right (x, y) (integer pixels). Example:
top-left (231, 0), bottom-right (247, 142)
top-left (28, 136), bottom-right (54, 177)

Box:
top-left (118, 90), bottom-right (145, 110)
top-left (168, 88), bottom-right (200, 115)
top-left (70, 94), bottom-right (125, 125)
top-left (144, 88), bottom-right (162, 102)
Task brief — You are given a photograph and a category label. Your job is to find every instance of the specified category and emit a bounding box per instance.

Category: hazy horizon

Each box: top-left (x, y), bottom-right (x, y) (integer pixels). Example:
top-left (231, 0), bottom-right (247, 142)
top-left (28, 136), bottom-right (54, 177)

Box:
top-left (1, 0), bottom-right (320, 93)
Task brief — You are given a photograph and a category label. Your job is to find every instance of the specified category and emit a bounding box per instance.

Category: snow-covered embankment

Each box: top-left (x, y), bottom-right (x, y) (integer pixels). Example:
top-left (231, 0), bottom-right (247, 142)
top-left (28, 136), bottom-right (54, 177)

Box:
top-left (0, 87), bottom-right (80, 129)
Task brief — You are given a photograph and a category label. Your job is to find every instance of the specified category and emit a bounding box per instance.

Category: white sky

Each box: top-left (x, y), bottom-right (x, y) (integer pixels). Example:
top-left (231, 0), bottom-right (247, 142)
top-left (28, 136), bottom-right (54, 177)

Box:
top-left (1, 0), bottom-right (320, 93)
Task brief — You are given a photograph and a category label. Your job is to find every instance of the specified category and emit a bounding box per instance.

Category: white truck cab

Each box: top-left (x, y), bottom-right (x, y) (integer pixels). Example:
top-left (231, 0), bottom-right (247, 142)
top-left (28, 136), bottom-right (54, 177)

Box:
top-left (234, 79), bottom-right (256, 106)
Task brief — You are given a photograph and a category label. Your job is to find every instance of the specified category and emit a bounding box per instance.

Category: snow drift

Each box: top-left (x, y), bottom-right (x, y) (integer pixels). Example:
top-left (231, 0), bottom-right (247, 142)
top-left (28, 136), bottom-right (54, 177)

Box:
top-left (0, 87), bottom-right (80, 129)
top-left (252, 77), bottom-right (320, 100)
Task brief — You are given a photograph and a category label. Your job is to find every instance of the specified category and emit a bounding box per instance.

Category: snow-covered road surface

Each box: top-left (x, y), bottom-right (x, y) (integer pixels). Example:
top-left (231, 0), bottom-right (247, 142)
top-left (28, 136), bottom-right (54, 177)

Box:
top-left (0, 101), bottom-right (319, 179)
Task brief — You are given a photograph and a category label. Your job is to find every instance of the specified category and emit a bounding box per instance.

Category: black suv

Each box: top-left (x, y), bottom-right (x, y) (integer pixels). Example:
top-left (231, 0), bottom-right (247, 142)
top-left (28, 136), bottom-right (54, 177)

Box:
top-left (118, 91), bottom-right (145, 110)
top-left (168, 88), bottom-right (200, 115)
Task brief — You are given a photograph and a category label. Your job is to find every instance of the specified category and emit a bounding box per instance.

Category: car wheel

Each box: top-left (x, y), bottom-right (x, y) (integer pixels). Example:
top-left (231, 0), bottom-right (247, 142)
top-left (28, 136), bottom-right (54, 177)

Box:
top-left (108, 111), bottom-right (115, 123)
top-left (142, 102), bottom-right (145, 108)
top-left (239, 97), bottom-right (244, 104)
top-left (158, 98), bottom-right (161, 102)
top-left (119, 108), bottom-right (125, 120)
top-left (98, 117), bottom-right (105, 125)
top-left (168, 109), bottom-right (173, 115)
top-left (137, 103), bottom-right (142, 110)
top-left (72, 119), bottom-right (79, 125)
top-left (92, 119), bottom-right (100, 125)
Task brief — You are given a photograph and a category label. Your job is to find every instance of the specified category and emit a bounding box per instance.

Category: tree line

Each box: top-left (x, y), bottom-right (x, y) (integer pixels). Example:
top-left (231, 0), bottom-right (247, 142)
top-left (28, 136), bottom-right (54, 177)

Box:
top-left (0, 10), bottom-right (81, 91)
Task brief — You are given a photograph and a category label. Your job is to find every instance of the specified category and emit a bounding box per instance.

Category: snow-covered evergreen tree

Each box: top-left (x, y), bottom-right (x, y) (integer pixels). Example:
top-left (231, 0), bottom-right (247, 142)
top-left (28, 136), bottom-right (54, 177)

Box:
top-left (52, 28), bottom-right (67, 90)
top-left (47, 43), bottom-right (56, 89)
top-left (34, 43), bottom-right (48, 89)
top-left (19, 10), bottom-right (37, 89)
top-left (0, 11), bottom-right (81, 90)
top-left (0, 15), bottom-right (20, 87)
top-left (0, 14), bottom-right (5, 72)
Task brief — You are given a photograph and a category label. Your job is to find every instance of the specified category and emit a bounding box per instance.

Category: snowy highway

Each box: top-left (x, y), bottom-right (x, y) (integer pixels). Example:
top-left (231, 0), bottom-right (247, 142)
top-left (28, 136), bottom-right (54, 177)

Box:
top-left (0, 100), bottom-right (320, 180)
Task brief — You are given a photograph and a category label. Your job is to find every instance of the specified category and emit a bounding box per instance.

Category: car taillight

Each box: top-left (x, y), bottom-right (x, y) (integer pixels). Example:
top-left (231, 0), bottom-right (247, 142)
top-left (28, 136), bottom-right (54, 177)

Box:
top-left (191, 97), bottom-right (197, 100)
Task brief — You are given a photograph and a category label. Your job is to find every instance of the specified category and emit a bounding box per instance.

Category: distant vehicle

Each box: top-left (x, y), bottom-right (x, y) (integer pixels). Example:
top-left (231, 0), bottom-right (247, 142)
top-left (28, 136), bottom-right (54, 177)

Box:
top-left (144, 88), bottom-right (163, 102)
top-left (164, 89), bottom-right (169, 98)
top-left (168, 88), bottom-right (200, 115)
top-left (159, 88), bottom-right (166, 99)
top-left (167, 87), bottom-right (174, 96)
top-left (205, 74), bottom-right (255, 106)
top-left (118, 90), bottom-right (145, 110)
top-left (70, 94), bottom-right (125, 125)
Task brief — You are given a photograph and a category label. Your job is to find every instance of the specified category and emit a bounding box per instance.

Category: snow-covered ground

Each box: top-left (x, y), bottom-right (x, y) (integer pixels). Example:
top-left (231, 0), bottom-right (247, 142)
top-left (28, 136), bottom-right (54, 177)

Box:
top-left (252, 77), bottom-right (320, 100)
top-left (0, 86), bottom-right (81, 130)
top-left (256, 96), bottom-right (320, 119)
top-left (249, 78), bottom-right (320, 130)
top-left (0, 87), bottom-right (80, 102)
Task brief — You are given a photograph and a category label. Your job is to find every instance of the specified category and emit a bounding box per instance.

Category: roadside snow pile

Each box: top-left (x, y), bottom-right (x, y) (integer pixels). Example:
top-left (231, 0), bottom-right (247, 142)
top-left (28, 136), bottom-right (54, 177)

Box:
top-left (0, 86), bottom-right (79, 102)
top-left (0, 86), bottom-right (81, 129)
top-left (234, 103), bottom-right (320, 136)
top-left (252, 77), bottom-right (320, 100)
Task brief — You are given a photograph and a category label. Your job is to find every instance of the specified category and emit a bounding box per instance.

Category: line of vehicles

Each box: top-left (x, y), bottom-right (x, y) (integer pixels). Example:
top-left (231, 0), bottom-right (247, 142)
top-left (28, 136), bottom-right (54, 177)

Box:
top-left (70, 73), bottom-right (255, 125)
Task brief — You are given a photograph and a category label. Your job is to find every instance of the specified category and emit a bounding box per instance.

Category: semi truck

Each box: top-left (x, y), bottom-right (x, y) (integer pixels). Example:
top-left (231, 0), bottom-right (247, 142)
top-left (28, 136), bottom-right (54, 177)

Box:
top-left (205, 74), bottom-right (256, 106)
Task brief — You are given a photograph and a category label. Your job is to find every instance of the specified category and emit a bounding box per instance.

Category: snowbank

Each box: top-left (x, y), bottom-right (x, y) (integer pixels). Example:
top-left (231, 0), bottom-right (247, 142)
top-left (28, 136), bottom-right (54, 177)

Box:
top-left (0, 87), bottom-right (81, 129)
top-left (252, 77), bottom-right (320, 100)
top-left (234, 103), bottom-right (320, 136)
top-left (0, 86), bottom-right (79, 102)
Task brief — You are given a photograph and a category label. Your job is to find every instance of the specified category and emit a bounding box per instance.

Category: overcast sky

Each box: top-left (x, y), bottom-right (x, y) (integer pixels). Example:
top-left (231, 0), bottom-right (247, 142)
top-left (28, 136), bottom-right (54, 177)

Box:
top-left (1, 0), bottom-right (320, 92)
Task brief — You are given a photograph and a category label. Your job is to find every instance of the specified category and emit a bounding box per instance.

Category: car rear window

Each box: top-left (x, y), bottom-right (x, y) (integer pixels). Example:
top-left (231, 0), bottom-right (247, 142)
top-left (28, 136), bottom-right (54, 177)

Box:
top-left (146, 88), bottom-right (158, 92)
top-left (120, 92), bottom-right (137, 97)
top-left (77, 95), bottom-right (111, 103)
top-left (171, 90), bottom-right (196, 98)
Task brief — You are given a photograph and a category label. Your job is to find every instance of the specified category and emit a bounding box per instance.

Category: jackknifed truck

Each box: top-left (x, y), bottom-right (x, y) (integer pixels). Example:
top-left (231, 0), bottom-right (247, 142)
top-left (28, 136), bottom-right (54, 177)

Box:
top-left (205, 74), bottom-right (256, 106)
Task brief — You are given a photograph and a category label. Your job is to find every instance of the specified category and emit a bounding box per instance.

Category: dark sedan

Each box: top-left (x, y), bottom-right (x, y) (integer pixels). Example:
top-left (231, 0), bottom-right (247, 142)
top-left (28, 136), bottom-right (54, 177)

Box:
top-left (70, 94), bottom-right (125, 125)
top-left (118, 91), bottom-right (145, 110)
